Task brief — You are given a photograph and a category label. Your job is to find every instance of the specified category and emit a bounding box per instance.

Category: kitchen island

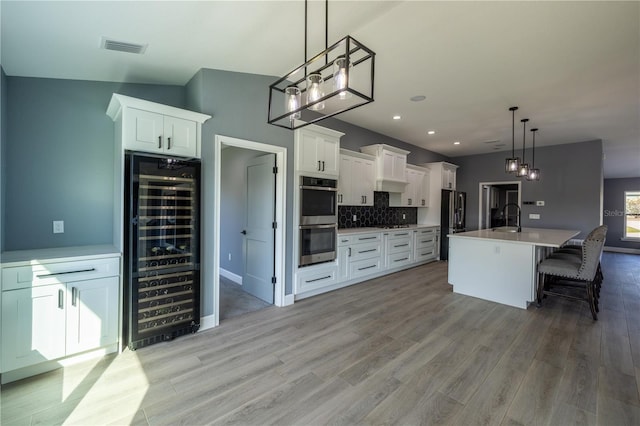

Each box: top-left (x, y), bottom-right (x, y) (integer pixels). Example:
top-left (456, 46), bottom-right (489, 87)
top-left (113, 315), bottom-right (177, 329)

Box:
top-left (447, 227), bottom-right (580, 309)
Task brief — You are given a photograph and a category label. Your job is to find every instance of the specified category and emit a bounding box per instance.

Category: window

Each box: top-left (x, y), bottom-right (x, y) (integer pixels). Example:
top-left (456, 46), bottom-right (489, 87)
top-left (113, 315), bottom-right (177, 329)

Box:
top-left (625, 191), bottom-right (640, 239)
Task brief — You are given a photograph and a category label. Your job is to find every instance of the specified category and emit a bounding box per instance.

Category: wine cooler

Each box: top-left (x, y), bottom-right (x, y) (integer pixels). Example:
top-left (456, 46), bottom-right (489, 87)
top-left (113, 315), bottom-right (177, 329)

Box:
top-left (124, 153), bottom-right (201, 350)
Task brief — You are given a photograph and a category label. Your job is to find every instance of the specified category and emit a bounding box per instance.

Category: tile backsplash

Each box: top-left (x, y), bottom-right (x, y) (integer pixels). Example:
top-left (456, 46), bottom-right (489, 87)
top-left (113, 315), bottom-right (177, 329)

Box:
top-left (338, 192), bottom-right (418, 228)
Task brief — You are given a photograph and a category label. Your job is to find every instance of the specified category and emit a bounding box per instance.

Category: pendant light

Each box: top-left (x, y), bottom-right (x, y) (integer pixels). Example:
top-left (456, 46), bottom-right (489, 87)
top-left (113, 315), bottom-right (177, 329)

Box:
top-left (517, 118), bottom-right (530, 177)
top-left (527, 128), bottom-right (540, 181)
top-left (505, 106), bottom-right (520, 173)
top-left (268, 0), bottom-right (375, 130)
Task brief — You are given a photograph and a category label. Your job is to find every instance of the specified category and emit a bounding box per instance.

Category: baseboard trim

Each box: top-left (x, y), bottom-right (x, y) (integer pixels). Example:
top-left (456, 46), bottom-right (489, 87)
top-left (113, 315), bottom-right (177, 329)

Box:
top-left (220, 268), bottom-right (242, 285)
top-left (604, 246), bottom-right (640, 254)
top-left (284, 294), bottom-right (295, 306)
top-left (199, 314), bottom-right (217, 331)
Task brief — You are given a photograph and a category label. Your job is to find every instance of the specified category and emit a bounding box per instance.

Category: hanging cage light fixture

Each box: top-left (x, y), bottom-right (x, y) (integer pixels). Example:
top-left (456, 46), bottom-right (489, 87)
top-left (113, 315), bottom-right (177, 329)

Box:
top-left (505, 106), bottom-right (520, 173)
top-left (268, 0), bottom-right (375, 130)
top-left (517, 118), bottom-right (530, 177)
top-left (527, 128), bottom-right (541, 181)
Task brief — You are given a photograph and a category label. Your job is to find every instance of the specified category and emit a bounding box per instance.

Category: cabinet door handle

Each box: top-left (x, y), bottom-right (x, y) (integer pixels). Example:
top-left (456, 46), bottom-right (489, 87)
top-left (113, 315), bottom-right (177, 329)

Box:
top-left (318, 161), bottom-right (321, 171)
top-left (58, 289), bottom-right (64, 309)
top-left (322, 161), bottom-right (326, 171)
top-left (348, 247), bottom-right (352, 257)
top-left (167, 137), bottom-right (171, 150)
top-left (158, 136), bottom-right (162, 149)
top-left (364, 195), bottom-right (367, 204)
top-left (72, 287), bottom-right (78, 307)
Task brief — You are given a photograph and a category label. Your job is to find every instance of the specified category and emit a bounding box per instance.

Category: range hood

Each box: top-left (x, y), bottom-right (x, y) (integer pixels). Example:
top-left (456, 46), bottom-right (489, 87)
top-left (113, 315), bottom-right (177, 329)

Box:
top-left (360, 144), bottom-right (410, 193)
top-left (376, 178), bottom-right (408, 193)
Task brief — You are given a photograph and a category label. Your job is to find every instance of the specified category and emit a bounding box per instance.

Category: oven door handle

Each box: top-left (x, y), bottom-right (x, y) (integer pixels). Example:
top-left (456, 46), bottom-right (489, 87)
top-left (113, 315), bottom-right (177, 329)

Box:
top-left (300, 186), bottom-right (338, 192)
top-left (299, 224), bottom-right (338, 230)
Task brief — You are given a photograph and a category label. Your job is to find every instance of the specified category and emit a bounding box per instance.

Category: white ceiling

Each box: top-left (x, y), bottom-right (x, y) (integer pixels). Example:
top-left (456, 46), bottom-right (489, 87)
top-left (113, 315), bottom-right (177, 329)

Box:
top-left (2, 1), bottom-right (638, 178)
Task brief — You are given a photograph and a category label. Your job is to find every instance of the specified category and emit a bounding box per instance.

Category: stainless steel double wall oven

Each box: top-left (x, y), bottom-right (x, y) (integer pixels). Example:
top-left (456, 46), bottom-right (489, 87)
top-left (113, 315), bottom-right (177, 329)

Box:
top-left (299, 176), bottom-right (338, 266)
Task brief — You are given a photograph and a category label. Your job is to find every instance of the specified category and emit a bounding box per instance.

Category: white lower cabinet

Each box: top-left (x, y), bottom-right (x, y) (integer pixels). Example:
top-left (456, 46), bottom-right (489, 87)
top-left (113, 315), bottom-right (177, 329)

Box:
top-left (1, 253), bottom-right (120, 379)
top-left (296, 263), bottom-right (338, 294)
top-left (413, 227), bottom-right (440, 263)
top-left (385, 230), bottom-right (414, 269)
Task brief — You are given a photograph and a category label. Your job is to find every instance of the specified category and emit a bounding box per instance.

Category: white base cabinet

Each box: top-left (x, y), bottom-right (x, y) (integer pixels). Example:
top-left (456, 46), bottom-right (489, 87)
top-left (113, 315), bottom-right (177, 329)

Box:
top-left (1, 249), bottom-right (120, 382)
top-left (295, 226), bottom-right (439, 300)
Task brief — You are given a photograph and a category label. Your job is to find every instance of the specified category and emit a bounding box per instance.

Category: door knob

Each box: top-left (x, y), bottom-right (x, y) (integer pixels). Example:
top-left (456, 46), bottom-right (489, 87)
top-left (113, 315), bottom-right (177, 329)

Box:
top-left (241, 230), bottom-right (247, 235)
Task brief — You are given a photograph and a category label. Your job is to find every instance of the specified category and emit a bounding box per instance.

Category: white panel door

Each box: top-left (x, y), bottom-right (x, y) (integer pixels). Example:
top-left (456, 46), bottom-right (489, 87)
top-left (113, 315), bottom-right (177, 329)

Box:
top-left (318, 137), bottom-right (339, 176)
top-left (243, 154), bottom-right (276, 304)
top-left (164, 116), bottom-right (197, 157)
top-left (297, 131), bottom-right (321, 174)
top-left (1, 284), bottom-right (66, 372)
top-left (66, 277), bottom-right (119, 356)
top-left (338, 155), bottom-right (353, 205)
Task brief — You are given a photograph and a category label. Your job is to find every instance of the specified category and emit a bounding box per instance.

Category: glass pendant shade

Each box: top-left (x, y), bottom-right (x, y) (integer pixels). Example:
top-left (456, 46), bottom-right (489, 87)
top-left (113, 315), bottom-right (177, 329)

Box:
top-left (505, 157), bottom-right (520, 173)
top-left (285, 86), bottom-right (301, 120)
top-left (505, 106), bottom-right (519, 174)
top-left (526, 127), bottom-right (540, 181)
top-left (517, 163), bottom-right (530, 177)
top-left (333, 57), bottom-right (352, 100)
top-left (306, 73), bottom-right (325, 111)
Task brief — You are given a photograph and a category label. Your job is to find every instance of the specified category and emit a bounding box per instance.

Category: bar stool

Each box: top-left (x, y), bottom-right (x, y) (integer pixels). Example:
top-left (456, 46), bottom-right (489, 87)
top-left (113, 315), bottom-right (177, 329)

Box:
top-left (536, 229), bottom-right (606, 320)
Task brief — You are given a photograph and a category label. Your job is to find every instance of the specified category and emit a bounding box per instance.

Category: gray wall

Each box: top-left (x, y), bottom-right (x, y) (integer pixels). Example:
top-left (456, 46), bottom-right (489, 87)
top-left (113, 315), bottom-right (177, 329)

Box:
top-left (185, 68), bottom-right (295, 316)
top-left (319, 115), bottom-right (450, 165)
top-left (220, 146), bottom-right (265, 276)
top-left (3, 77), bottom-right (185, 250)
top-left (455, 139), bottom-right (604, 239)
top-left (603, 177), bottom-right (640, 250)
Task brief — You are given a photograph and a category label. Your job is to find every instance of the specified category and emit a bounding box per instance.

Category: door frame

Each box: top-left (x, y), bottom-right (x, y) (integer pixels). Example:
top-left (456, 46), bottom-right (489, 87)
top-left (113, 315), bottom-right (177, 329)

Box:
top-left (477, 181), bottom-right (521, 230)
top-left (213, 135), bottom-right (287, 327)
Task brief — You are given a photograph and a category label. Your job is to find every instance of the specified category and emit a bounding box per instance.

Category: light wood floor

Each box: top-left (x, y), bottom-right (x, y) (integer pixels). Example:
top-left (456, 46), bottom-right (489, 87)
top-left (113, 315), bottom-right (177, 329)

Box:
top-left (1, 252), bottom-right (639, 425)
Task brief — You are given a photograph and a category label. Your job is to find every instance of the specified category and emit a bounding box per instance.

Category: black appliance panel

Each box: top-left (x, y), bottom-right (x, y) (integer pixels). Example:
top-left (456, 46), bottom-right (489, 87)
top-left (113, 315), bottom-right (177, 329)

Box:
top-left (125, 153), bottom-right (201, 350)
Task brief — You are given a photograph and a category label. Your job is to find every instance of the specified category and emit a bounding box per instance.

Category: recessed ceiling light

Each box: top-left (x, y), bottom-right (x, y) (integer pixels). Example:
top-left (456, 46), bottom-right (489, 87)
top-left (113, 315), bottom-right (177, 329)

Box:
top-left (410, 95), bottom-right (426, 102)
top-left (453, 141), bottom-right (461, 145)
top-left (427, 130), bottom-right (436, 135)
top-left (393, 115), bottom-right (401, 120)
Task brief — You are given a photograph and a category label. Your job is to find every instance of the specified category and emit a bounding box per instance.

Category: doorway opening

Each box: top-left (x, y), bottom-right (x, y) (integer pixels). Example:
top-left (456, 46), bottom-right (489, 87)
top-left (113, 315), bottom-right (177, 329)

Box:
top-left (478, 181), bottom-right (522, 230)
top-left (214, 135), bottom-right (287, 326)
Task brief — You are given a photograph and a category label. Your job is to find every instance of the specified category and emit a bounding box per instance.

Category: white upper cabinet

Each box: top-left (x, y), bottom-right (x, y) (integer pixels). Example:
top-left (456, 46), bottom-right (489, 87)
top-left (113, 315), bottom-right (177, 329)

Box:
top-left (295, 124), bottom-right (343, 178)
top-left (389, 164), bottom-right (430, 207)
top-left (338, 150), bottom-right (375, 206)
top-left (359, 144), bottom-right (410, 193)
top-left (425, 161), bottom-right (458, 190)
top-left (107, 94), bottom-right (211, 158)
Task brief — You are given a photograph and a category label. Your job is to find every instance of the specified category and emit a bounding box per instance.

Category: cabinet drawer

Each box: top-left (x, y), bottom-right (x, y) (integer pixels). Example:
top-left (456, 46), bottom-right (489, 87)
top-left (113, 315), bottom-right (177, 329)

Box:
top-left (350, 257), bottom-right (382, 279)
top-left (2, 257), bottom-right (120, 291)
top-left (415, 228), bottom-right (437, 238)
top-left (387, 231), bottom-right (412, 241)
top-left (352, 233), bottom-right (381, 244)
top-left (414, 247), bottom-right (437, 262)
top-left (416, 236), bottom-right (436, 249)
top-left (337, 235), bottom-right (352, 246)
top-left (350, 242), bottom-right (382, 261)
top-left (296, 266), bottom-right (338, 294)
top-left (387, 251), bottom-right (413, 268)
top-left (387, 238), bottom-right (413, 255)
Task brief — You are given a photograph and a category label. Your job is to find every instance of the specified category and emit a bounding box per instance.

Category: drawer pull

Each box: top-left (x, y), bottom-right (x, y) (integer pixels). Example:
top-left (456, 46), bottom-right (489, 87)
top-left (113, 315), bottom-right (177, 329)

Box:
top-left (359, 249), bottom-right (377, 254)
top-left (36, 268), bottom-right (96, 278)
top-left (358, 264), bottom-right (377, 271)
top-left (421, 251), bottom-right (434, 256)
top-left (58, 289), bottom-right (64, 309)
top-left (358, 236), bottom-right (377, 241)
top-left (306, 275), bottom-right (332, 283)
top-left (394, 257), bottom-right (409, 262)
top-left (394, 243), bottom-right (409, 248)
top-left (395, 233), bottom-right (409, 236)
top-left (421, 239), bottom-right (434, 243)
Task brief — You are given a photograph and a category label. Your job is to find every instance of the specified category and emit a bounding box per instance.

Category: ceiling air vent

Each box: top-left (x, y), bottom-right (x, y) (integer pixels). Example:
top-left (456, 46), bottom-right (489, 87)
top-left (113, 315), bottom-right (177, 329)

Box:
top-left (101, 37), bottom-right (147, 54)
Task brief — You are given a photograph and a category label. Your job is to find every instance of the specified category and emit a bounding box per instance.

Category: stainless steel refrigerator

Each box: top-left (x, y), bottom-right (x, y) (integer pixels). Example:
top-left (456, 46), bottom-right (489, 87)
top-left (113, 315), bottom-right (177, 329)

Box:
top-left (124, 152), bottom-right (201, 350)
top-left (440, 189), bottom-right (466, 260)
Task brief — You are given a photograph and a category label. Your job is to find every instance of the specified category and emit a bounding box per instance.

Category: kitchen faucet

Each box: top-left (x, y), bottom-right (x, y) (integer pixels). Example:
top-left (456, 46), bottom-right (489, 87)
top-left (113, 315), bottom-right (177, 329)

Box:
top-left (502, 203), bottom-right (522, 232)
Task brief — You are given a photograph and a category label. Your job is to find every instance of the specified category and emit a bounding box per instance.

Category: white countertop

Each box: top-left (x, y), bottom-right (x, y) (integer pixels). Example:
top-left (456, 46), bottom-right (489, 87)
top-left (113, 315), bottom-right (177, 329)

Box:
top-left (448, 227), bottom-right (580, 248)
top-left (1, 245), bottom-right (120, 267)
top-left (338, 224), bottom-right (439, 235)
